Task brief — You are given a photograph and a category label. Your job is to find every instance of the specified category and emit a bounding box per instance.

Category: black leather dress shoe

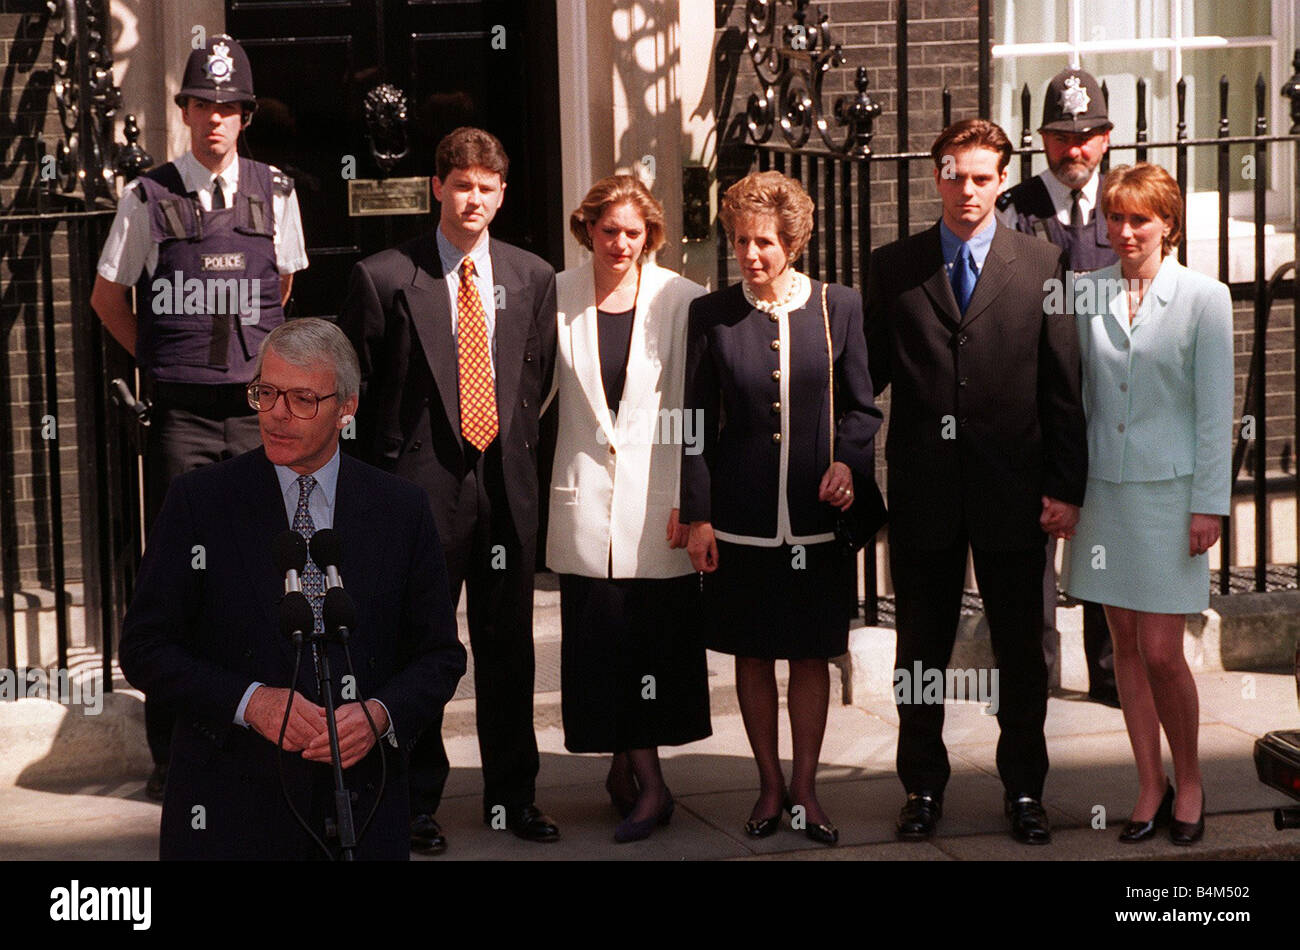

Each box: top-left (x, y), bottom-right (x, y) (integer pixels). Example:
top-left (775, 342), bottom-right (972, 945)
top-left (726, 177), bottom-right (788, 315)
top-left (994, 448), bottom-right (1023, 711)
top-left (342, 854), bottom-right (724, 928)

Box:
top-left (1118, 780), bottom-right (1174, 843)
top-left (500, 804), bottom-right (560, 842)
top-left (895, 792), bottom-right (942, 841)
top-left (410, 814), bottom-right (447, 855)
top-left (145, 764), bottom-right (168, 802)
top-left (1005, 794), bottom-right (1051, 844)
top-left (1169, 790), bottom-right (1205, 846)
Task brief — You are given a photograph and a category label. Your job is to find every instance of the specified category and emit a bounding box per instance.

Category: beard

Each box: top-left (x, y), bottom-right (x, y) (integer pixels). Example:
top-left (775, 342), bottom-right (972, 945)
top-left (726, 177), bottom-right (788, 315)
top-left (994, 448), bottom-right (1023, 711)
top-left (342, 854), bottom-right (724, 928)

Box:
top-left (1049, 158), bottom-right (1095, 189)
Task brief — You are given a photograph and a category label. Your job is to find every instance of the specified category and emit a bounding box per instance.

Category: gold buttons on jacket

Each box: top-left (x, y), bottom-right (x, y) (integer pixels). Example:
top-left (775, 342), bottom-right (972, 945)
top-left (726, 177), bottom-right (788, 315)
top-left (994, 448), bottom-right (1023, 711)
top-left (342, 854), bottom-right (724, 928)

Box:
top-left (771, 401), bottom-right (781, 413)
top-left (771, 370), bottom-right (781, 381)
top-left (770, 340), bottom-right (780, 351)
top-left (771, 432), bottom-right (781, 444)
top-left (768, 312), bottom-right (779, 322)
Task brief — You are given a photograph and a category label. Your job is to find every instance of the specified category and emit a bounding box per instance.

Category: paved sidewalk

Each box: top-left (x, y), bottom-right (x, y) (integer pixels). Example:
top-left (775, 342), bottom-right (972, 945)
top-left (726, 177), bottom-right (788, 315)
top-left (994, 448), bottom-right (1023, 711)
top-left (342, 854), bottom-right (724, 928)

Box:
top-left (3, 665), bottom-right (1299, 861)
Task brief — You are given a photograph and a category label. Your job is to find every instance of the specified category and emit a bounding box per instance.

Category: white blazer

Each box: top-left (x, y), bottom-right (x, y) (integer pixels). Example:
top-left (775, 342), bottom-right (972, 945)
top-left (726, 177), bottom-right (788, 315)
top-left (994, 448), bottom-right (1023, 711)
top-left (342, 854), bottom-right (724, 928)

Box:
top-left (544, 260), bottom-right (705, 578)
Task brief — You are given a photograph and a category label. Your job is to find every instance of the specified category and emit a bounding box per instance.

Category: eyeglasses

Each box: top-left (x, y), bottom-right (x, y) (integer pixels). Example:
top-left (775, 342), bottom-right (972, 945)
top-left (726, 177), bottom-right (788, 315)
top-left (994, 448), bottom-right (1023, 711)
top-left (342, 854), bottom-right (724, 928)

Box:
top-left (246, 381), bottom-right (338, 419)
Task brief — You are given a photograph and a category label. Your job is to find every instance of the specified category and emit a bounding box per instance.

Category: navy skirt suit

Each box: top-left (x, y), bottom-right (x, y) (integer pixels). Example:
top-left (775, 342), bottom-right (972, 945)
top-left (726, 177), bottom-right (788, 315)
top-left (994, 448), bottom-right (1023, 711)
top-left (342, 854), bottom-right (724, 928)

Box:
top-left (680, 276), bottom-right (883, 658)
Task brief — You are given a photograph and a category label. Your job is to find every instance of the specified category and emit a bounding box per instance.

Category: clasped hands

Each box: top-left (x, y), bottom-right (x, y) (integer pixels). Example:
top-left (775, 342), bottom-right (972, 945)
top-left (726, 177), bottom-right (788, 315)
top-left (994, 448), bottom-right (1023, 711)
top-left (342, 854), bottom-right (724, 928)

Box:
top-left (244, 685), bottom-right (388, 770)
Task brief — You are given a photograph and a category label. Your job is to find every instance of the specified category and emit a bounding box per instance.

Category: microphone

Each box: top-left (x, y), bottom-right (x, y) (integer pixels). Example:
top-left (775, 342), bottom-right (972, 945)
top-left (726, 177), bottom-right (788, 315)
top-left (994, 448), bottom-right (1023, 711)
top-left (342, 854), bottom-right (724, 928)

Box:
top-left (279, 591), bottom-right (315, 646)
top-left (310, 529), bottom-right (356, 643)
top-left (273, 531), bottom-right (309, 595)
top-left (308, 528), bottom-right (344, 590)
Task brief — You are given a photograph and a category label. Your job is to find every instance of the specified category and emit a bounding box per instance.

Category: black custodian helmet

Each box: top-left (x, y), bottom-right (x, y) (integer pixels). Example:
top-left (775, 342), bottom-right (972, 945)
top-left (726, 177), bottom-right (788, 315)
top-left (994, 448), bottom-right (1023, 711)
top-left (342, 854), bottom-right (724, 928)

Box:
top-left (1039, 68), bottom-right (1111, 136)
top-left (174, 33), bottom-right (257, 113)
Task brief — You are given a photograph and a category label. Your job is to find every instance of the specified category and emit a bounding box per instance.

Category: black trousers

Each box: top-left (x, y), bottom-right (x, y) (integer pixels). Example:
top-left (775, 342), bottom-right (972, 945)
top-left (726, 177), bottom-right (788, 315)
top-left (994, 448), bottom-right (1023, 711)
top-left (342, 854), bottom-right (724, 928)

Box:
top-left (408, 441), bottom-right (540, 818)
top-left (890, 532), bottom-right (1049, 799)
top-left (143, 384), bottom-right (262, 765)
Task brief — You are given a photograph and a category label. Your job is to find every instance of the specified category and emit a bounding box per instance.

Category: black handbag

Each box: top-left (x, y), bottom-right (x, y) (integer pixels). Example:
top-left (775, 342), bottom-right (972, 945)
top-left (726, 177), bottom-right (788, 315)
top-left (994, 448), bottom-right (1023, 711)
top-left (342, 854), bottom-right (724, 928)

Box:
top-left (819, 282), bottom-right (887, 553)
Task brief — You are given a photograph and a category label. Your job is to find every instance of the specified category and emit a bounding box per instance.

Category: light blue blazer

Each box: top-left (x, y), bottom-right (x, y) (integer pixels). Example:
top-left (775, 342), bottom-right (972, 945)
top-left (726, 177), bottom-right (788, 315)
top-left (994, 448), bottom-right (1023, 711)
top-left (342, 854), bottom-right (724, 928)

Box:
top-left (1073, 256), bottom-right (1234, 515)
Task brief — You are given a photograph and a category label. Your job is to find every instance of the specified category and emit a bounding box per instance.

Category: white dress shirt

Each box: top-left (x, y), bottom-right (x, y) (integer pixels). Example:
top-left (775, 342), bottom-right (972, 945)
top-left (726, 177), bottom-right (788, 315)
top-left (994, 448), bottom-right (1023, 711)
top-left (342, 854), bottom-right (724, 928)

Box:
top-left (96, 150), bottom-right (308, 284)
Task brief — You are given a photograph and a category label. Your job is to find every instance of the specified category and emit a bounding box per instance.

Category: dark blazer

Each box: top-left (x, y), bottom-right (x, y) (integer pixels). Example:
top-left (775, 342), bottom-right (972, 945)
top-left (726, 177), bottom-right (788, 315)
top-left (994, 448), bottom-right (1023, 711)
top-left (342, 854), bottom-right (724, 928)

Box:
top-left (681, 280), bottom-right (882, 542)
top-left (118, 448), bottom-right (466, 860)
top-left (339, 234), bottom-right (557, 548)
top-left (864, 223), bottom-right (1087, 552)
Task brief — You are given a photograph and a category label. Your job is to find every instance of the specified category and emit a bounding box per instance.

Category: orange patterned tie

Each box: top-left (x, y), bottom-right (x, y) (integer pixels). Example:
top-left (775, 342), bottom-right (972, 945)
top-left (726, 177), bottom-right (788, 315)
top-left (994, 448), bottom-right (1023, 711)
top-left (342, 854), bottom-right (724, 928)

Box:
top-left (456, 256), bottom-right (499, 451)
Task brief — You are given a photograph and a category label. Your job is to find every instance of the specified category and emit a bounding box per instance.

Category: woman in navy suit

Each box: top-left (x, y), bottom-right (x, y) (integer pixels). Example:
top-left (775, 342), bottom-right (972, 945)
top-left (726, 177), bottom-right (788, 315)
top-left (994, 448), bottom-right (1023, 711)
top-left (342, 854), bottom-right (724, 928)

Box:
top-left (1066, 163), bottom-right (1234, 845)
top-left (681, 171), bottom-right (883, 845)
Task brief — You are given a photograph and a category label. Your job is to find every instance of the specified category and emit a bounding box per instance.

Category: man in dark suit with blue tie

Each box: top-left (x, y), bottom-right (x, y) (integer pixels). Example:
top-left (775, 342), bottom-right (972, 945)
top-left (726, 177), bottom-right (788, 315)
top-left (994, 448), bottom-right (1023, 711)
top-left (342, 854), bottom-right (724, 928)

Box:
top-left (119, 318), bottom-right (466, 859)
top-left (864, 119), bottom-right (1088, 845)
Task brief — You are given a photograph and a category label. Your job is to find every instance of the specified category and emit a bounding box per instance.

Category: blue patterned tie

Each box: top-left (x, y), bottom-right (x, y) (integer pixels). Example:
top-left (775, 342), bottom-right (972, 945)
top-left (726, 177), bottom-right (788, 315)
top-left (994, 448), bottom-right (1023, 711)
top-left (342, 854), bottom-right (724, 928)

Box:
top-left (951, 242), bottom-right (976, 314)
top-left (293, 475), bottom-right (324, 638)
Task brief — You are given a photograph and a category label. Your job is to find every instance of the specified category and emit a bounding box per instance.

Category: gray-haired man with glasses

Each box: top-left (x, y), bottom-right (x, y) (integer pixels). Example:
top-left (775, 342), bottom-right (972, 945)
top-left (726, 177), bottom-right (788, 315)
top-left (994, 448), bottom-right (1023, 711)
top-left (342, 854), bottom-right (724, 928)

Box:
top-left (120, 318), bottom-right (466, 860)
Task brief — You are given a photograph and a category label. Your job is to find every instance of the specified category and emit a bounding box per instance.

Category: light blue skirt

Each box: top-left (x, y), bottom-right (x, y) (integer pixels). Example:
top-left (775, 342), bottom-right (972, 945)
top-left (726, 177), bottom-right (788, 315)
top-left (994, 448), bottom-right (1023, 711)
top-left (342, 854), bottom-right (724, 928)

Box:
top-left (1065, 476), bottom-right (1210, 614)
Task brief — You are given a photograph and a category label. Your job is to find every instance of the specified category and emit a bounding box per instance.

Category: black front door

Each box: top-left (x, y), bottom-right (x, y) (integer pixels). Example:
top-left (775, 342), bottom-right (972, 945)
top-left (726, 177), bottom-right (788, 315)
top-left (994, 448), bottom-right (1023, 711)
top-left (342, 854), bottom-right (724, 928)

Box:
top-left (227, 0), bottom-right (562, 320)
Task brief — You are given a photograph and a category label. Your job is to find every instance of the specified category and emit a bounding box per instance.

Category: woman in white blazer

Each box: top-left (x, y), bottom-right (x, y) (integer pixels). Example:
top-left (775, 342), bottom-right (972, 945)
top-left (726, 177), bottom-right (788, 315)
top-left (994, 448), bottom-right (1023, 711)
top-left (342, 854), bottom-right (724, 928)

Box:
top-left (1067, 163), bottom-right (1233, 846)
top-left (544, 175), bottom-right (711, 842)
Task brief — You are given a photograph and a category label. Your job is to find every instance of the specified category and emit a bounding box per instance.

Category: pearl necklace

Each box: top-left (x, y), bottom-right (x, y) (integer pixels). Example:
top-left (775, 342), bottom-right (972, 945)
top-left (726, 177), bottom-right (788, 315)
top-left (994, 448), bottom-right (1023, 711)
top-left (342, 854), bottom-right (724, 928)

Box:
top-left (743, 271), bottom-right (808, 314)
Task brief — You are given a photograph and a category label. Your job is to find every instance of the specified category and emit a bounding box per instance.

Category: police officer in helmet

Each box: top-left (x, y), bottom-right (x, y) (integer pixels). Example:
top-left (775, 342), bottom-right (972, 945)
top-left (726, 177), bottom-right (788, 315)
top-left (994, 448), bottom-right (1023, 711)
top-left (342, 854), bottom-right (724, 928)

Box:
top-left (90, 33), bottom-right (308, 799)
top-left (996, 66), bottom-right (1119, 708)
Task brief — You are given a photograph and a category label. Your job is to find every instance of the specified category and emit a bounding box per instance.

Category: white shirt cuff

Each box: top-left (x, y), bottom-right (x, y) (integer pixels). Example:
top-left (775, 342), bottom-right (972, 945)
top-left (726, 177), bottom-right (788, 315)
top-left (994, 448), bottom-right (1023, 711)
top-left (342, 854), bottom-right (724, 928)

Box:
top-left (234, 681), bottom-right (264, 728)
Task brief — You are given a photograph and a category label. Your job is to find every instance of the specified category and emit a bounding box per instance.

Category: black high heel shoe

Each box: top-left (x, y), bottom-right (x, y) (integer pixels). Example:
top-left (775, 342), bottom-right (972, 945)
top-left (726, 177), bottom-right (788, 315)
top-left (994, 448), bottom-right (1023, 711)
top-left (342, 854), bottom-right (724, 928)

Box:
top-left (744, 794), bottom-right (792, 838)
top-left (1169, 788), bottom-right (1205, 845)
top-left (1118, 779), bottom-right (1174, 843)
top-left (789, 798), bottom-right (839, 846)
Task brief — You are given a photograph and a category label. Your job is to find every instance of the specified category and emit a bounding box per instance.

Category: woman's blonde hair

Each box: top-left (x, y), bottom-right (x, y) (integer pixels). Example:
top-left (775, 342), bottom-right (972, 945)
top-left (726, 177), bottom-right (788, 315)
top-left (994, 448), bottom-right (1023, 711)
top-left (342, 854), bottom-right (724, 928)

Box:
top-left (568, 174), bottom-right (666, 259)
top-left (718, 171), bottom-right (815, 260)
top-left (1099, 162), bottom-right (1183, 256)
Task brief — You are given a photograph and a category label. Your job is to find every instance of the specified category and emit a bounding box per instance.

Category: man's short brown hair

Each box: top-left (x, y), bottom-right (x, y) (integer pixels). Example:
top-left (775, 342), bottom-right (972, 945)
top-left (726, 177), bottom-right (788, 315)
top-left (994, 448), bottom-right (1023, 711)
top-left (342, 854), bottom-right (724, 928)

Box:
top-left (435, 126), bottom-right (509, 182)
top-left (930, 119), bottom-right (1014, 173)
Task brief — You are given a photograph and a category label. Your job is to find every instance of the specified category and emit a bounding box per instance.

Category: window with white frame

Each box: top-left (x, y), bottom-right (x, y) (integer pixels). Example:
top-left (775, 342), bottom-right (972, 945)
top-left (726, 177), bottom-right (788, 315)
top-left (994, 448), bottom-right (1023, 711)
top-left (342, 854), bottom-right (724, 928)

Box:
top-left (993, 0), bottom-right (1296, 278)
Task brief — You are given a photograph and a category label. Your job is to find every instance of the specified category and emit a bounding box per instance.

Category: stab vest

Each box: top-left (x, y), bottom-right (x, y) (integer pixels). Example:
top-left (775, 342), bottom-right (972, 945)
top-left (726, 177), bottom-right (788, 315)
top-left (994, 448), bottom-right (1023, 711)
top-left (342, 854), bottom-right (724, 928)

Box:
top-left (133, 158), bottom-right (286, 385)
top-left (997, 173), bottom-right (1118, 273)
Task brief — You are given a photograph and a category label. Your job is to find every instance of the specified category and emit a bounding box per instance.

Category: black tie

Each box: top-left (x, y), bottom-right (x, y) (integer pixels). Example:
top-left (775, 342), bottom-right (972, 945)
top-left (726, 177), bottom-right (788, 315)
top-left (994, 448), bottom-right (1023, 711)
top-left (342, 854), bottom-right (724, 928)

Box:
top-left (1069, 189), bottom-right (1083, 230)
top-left (212, 177), bottom-right (226, 210)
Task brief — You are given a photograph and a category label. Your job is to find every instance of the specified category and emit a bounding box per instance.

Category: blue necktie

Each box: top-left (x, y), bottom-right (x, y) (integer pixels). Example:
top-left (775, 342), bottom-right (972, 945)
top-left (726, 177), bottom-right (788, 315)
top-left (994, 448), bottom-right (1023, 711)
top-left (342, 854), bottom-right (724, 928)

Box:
top-left (293, 475), bottom-right (324, 638)
top-left (950, 243), bottom-right (976, 314)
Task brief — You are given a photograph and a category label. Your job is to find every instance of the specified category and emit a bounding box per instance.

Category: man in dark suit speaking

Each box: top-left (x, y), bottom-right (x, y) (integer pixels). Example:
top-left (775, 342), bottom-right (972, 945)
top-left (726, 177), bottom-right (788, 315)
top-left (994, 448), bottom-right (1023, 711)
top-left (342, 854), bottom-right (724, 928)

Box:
top-left (119, 318), bottom-right (466, 860)
top-left (340, 127), bottom-right (559, 852)
top-left (865, 119), bottom-right (1087, 845)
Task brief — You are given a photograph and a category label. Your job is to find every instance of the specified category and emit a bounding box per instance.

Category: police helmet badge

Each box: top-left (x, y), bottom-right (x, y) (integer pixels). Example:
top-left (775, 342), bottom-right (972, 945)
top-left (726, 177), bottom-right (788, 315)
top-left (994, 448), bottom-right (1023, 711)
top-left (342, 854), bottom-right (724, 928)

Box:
top-left (205, 41), bottom-right (235, 85)
top-left (1060, 74), bottom-right (1090, 118)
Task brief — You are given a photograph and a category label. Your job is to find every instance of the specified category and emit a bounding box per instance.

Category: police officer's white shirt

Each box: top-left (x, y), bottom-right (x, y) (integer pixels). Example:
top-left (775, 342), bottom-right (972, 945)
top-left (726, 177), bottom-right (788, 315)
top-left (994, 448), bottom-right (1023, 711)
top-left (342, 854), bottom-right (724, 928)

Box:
top-left (996, 168), bottom-right (1100, 230)
top-left (95, 150), bottom-right (309, 285)
top-left (436, 224), bottom-right (497, 379)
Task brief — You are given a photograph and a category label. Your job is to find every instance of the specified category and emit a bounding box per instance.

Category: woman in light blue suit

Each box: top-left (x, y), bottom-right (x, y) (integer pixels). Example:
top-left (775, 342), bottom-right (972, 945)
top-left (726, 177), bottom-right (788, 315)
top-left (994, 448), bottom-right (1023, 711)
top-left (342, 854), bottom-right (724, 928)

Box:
top-left (1067, 163), bottom-right (1233, 847)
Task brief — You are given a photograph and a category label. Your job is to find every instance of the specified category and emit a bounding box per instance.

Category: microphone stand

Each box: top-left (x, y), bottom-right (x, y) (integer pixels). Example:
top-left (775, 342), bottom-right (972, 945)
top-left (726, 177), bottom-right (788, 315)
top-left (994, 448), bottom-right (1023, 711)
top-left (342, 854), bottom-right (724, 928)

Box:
top-left (310, 625), bottom-right (358, 862)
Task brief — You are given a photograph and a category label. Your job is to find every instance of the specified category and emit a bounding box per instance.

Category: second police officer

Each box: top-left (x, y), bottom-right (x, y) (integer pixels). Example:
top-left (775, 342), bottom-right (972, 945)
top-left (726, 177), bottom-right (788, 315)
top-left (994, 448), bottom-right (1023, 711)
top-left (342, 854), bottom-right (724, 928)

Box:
top-left (90, 33), bottom-right (308, 799)
top-left (996, 67), bottom-right (1119, 708)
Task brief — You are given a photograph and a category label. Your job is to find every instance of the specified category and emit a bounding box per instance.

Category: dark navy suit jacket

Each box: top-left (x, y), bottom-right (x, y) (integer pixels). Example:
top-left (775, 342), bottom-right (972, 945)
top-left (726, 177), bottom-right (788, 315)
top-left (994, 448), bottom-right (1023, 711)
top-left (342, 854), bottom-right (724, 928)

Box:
top-left (119, 447), bottom-right (466, 859)
top-left (681, 280), bottom-right (882, 543)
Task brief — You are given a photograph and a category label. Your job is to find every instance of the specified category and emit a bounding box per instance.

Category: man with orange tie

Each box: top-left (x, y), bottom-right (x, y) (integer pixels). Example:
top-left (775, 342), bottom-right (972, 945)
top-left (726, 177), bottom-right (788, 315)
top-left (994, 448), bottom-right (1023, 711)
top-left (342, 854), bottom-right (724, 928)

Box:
top-left (340, 127), bottom-right (558, 853)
